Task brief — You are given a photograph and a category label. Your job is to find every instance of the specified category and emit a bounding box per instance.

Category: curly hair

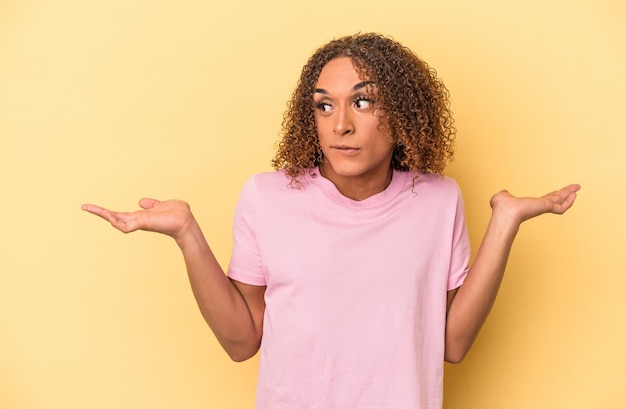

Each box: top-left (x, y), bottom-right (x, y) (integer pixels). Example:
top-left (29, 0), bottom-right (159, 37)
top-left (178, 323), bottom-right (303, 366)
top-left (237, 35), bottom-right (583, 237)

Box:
top-left (272, 32), bottom-right (456, 185)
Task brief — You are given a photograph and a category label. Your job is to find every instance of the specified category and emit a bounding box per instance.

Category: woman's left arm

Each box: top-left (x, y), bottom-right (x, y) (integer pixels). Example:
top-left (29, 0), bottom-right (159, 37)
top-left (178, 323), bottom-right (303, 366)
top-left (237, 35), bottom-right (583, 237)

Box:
top-left (444, 184), bottom-right (581, 363)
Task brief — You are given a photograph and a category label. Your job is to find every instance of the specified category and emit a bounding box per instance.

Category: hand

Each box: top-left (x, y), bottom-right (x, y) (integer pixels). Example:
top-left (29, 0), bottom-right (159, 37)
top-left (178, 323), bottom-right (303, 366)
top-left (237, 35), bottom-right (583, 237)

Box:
top-left (81, 198), bottom-right (195, 240)
top-left (490, 184), bottom-right (581, 224)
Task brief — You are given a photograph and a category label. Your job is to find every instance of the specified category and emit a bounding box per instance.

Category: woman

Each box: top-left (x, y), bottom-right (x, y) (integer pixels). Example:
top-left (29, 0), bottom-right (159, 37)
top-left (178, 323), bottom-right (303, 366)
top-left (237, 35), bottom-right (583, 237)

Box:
top-left (82, 33), bottom-right (579, 408)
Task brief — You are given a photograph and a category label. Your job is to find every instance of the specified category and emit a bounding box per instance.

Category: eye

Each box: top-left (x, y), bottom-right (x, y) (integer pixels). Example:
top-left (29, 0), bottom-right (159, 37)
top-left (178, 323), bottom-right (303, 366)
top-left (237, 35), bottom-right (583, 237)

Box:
top-left (354, 97), bottom-right (374, 110)
top-left (315, 101), bottom-right (333, 113)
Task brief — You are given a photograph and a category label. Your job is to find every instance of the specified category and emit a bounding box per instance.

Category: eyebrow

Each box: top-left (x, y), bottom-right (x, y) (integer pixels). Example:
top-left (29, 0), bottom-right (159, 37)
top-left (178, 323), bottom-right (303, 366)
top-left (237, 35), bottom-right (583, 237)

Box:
top-left (314, 80), bottom-right (375, 95)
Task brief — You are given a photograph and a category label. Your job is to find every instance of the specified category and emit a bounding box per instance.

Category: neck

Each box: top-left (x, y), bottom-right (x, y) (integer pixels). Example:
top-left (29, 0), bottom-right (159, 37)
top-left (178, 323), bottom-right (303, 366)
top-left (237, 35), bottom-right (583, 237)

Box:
top-left (319, 164), bottom-right (393, 201)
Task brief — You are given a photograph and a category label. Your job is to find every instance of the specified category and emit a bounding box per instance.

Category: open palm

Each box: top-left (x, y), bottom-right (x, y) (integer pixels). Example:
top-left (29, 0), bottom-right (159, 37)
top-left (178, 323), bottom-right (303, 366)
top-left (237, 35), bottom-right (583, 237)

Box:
top-left (490, 184), bottom-right (581, 224)
top-left (81, 198), bottom-right (194, 240)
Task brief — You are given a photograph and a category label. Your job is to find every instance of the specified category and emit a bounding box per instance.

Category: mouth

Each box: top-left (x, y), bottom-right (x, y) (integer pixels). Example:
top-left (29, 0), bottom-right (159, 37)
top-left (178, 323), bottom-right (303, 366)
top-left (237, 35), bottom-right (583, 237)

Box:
top-left (332, 145), bottom-right (360, 154)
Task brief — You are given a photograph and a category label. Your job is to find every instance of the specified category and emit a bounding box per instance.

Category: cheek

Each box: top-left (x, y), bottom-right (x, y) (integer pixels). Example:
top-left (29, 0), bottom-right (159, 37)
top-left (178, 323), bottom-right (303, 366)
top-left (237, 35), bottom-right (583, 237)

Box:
top-left (378, 142), bottom-right (394, 158)
top-left (314, 118), bottom-right (332, 141)
top-left (370, 126), bottom-right (394, 150)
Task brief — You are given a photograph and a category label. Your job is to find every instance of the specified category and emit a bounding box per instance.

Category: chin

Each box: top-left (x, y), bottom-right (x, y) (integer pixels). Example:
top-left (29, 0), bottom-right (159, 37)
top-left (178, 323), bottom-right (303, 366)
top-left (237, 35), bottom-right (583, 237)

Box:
top-left (324, 162), bottom-right (364, 177)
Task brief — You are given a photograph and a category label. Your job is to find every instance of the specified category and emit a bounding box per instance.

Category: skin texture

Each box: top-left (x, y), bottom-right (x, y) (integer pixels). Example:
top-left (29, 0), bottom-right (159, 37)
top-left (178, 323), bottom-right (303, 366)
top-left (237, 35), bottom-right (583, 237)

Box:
top-left (81, 198), bottom-right (266, 362)
top-left (82, 47), bottom-right (581, 364)
top-left (81, 184), bottom-right (580, 363)
top-left (443, 184), bottom-right (579, 362)
top-left (313, 57), bottom-right (394, 200)
top-left (273, 33), bottom-right (455, 186)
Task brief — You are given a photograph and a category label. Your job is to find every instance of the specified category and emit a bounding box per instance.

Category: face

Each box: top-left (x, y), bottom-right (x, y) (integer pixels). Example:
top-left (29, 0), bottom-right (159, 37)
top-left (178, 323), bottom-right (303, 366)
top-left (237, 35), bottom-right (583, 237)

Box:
top-left (313, 57), bottom-right (394, 193)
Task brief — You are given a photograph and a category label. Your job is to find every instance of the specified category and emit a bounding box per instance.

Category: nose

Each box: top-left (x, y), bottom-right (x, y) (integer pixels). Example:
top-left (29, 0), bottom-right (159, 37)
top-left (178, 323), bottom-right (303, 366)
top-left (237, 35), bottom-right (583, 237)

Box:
top-left (334, 104), bottom-right (354, 136)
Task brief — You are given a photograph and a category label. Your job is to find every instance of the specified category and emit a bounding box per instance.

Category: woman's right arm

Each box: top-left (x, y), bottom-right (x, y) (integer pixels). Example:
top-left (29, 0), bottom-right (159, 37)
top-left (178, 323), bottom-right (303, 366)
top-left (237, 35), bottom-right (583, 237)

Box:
top-left (81, 198), bottom-right (265, 362)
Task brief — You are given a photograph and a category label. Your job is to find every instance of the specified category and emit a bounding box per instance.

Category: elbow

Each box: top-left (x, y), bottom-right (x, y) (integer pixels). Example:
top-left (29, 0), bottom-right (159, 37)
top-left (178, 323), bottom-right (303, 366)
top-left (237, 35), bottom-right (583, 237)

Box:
top-left (445, 324), bottom-right (479, 364)
top-left (228, 349), bottom-right (257, 363)
top-left (444, 348), bottom-right (468, 364)
top-left (223, 341), bottom-right (261, 362)
top-left (444, 338), bottom-right (472, 364)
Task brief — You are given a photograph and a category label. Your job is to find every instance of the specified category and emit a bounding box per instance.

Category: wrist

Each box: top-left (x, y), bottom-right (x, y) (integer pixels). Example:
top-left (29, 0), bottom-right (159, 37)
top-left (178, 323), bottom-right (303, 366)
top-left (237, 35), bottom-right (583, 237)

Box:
top-left (490, 191), bottom-right (525, 225)
top-left (489, 193), bottom-right (523, 236)
top-left (173, 213), bottom-right (203, 248)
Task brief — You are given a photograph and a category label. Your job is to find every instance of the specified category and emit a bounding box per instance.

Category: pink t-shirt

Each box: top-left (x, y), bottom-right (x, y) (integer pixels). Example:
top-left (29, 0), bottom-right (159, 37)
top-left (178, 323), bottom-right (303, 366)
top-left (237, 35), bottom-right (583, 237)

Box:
top-left (228, 168), bottom-right (470, 409)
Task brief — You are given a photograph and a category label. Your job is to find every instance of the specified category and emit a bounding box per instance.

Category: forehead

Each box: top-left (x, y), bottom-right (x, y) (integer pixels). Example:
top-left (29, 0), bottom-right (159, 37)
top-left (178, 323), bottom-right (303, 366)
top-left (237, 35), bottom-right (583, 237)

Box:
top-left (315, 57), bottom-right (369, 89)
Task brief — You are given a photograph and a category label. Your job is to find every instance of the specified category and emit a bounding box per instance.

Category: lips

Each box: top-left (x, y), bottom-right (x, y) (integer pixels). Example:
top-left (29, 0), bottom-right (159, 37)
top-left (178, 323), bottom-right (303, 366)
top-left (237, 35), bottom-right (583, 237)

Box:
top-left (332, 145), bottom-right (360, 154)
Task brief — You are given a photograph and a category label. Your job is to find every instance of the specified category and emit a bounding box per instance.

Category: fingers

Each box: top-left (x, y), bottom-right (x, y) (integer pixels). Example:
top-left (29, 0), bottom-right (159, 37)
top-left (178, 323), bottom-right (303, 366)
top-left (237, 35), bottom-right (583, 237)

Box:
top-left (489, 183), bottom-right (580, 222)
top-left (107, 213), bottom-right (140, 233)
top-left (565, 183), bottom-right (582, 193)
top-left (558, 190), bottom-right (578, 213)
top-left (544, 184), bottom-right (580, 215)
top-left (81, 203), bottom-right (140, 233)
top-left (139, 198), bottom-right (160, 209)
top-left (81, 204), bottom-right (112, 220)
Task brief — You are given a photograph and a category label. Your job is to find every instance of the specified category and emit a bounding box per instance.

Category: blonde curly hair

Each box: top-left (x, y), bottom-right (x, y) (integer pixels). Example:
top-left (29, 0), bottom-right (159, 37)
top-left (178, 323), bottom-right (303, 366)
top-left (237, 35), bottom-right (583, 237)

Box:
top-left (272, 33), bottom-right (456, 186)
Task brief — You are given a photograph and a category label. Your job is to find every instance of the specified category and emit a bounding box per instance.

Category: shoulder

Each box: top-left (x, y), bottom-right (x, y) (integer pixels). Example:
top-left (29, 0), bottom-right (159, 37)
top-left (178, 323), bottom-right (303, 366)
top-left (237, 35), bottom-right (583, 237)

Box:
top-left (409, 172), bottom-right (462, 197)
top-left (238, 170), bottom-right (309, 204)
top-left (243, 170), bottom-right (290, 190)
top-left (396, 172), bottom-right (465, 215)
top-left (395, 173), bottom-right (467, 225)
top-left (234, 171), bottom-right (292, 220)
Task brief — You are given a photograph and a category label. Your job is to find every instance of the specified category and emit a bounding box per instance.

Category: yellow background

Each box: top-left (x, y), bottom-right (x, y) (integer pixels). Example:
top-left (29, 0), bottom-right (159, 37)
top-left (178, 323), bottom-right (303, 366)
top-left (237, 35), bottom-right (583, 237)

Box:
top-left (1, 0), bottom-right (624, 408)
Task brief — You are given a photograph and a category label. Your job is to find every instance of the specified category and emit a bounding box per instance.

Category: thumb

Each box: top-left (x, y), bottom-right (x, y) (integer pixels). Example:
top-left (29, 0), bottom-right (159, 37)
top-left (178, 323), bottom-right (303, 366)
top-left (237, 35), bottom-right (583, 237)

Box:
top-left (138, 198), bottom-right (160, 209)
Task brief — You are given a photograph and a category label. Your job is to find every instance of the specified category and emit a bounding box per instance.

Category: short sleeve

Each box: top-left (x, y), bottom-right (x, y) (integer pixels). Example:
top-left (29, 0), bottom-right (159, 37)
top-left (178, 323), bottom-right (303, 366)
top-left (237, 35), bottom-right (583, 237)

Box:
top-left (447, 184), bottom-right (471, 290)
top-left (227, 176), bottom-right (267, 286)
